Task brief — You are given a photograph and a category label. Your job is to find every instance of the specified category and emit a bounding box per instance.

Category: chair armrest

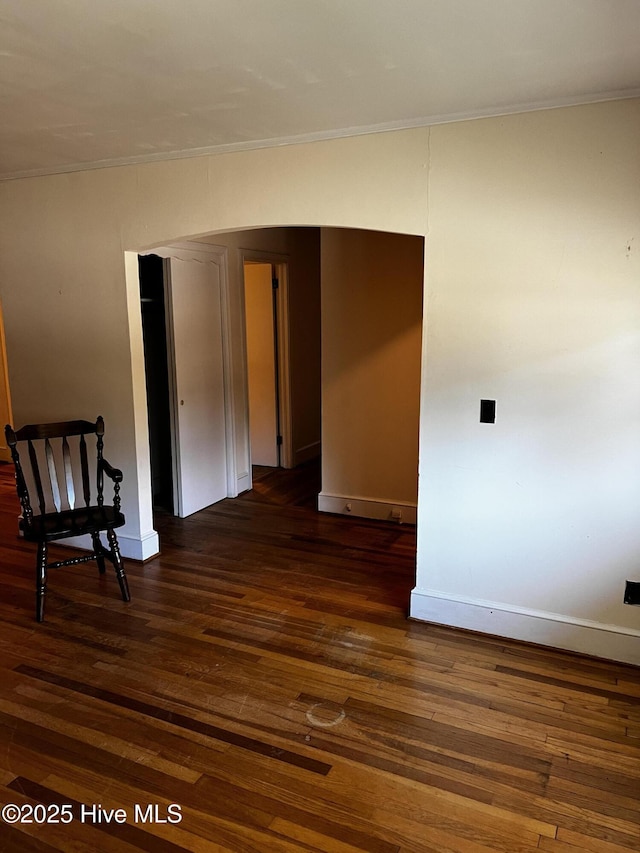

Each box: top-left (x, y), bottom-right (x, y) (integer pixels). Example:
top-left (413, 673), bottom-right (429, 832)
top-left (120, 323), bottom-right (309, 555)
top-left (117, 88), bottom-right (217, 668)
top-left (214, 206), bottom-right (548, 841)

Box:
top-left (100, 458), bottom-right (123, 483)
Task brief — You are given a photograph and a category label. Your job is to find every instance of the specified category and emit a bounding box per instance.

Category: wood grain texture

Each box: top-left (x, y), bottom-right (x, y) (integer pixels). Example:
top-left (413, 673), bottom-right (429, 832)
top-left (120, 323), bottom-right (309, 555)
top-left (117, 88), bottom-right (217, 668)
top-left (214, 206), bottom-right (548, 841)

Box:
top-left (0, 461), bottom-right (638, 852)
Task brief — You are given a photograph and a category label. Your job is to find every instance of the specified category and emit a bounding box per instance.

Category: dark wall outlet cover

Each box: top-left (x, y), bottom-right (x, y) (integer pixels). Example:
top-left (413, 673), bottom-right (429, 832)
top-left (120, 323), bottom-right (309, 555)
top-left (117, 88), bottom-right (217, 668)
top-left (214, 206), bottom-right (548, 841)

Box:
top-left (480, 399), bottom-right (496, 423)
top-left (624, 580), bottom-right (640, 605)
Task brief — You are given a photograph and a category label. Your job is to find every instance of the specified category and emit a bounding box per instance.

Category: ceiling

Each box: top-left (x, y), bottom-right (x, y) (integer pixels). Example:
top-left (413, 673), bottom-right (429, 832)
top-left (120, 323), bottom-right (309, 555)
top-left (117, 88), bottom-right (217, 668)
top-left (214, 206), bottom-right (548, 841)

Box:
top-left (1, 0), bottom-right (639, 181)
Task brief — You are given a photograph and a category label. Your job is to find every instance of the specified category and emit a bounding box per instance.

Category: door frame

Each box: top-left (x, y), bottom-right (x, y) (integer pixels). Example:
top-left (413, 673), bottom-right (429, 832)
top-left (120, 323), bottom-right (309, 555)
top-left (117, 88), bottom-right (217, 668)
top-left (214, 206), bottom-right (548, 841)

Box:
top-left (139, 242), bottom-right (238, 505)
top-left (0, 300), bottom-right (13, 462)
top-left (240, 250), bottom-right (292, 471)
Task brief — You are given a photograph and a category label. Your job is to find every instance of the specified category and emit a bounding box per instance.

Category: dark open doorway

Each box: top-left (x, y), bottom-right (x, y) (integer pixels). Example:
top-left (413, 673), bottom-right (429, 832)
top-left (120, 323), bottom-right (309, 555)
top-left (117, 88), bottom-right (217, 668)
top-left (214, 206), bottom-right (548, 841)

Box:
top-left (139, 254), bottom-right (174, 513)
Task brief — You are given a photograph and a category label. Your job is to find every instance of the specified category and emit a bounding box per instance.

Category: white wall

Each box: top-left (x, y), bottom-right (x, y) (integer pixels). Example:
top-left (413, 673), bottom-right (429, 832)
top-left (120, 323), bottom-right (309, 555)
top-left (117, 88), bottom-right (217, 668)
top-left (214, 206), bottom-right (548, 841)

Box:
top-left (1, 100), bottom-right (639, 662)
top-left (412, 99), bottom-right (640, 663)
top-left (320, 228), bottom-right (423, 522)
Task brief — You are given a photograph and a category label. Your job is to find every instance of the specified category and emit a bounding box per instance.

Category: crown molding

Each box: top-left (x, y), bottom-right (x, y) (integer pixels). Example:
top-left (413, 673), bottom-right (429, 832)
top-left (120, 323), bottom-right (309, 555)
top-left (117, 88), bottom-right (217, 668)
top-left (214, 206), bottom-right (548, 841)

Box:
top-left (2, 90), bottom-right (639, 182)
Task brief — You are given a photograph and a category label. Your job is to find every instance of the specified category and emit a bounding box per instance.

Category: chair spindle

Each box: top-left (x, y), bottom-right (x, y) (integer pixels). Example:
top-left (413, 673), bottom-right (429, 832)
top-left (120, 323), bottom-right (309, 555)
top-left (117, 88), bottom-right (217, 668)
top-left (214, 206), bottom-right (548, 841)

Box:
top-left (44, 438), bottom-right (62, 513)
top-left (80, 433), bottom-right (90, 506)
top-left (28, 439), bottom-right (46, 516)
top-left (62, 436), bottom-right (75, 510)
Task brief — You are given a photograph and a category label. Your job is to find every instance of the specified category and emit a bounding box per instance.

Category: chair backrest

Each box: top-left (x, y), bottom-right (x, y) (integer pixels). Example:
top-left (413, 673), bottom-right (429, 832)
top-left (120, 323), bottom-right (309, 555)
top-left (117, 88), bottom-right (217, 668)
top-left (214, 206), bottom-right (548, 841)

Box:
top-left (5, 417), bottom-right (107, 523)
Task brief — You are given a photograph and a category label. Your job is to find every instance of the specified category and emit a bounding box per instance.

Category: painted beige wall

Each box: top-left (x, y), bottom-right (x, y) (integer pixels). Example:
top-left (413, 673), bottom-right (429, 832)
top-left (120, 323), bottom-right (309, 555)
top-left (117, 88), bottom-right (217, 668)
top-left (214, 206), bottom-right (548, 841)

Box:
top-left (321, 228), bottom-right (423, 511)
top-left (413, 99), bottom-right (640, 656)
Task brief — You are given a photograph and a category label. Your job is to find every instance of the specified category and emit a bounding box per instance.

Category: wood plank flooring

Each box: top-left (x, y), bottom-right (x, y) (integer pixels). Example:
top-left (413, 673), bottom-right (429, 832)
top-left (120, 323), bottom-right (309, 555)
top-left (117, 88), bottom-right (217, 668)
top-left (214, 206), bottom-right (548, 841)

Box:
top-left (0, 461), bottom-right (638, 852)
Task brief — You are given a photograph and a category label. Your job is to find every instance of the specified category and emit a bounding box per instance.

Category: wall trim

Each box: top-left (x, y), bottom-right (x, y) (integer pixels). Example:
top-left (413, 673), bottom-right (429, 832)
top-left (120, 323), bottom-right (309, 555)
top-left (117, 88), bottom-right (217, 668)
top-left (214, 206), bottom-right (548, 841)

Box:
top-left (118, 530), bottom-right (161, 561)
top-left (318, 491), bottom-right (417, 524)
top-left (236, 471), bottom-right (251, 495)
top-left (294, 440), bottom-right (321, 466)
top-left (4, 91), bottom-right (640, 182)
top-left (410, 588), bottom-right (640, 666)
top-left (62, 529), bottom-right (160, 562)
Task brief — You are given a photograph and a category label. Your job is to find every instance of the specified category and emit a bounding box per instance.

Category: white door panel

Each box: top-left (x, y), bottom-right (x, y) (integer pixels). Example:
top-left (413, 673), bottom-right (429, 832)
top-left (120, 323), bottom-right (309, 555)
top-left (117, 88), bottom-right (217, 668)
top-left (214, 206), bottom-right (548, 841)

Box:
top-left (167, 257), bottom-right (227, 517)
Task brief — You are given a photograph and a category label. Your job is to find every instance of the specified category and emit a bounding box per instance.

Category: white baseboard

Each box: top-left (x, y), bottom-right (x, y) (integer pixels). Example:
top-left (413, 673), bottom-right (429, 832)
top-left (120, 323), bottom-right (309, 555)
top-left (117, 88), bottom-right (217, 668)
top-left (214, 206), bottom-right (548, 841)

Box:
top-left (294, 440), bottom-right (321, 466)
top-left (236, 472), bottom-right (251, 494)
top-left (410, 588), bottom-right (640, 666)
top-left (119, 530), bottom-right (160, 561)
top-left (318, 491), bottom-right (417, 525)
top-left (62, 529), bottom-right (160, 562)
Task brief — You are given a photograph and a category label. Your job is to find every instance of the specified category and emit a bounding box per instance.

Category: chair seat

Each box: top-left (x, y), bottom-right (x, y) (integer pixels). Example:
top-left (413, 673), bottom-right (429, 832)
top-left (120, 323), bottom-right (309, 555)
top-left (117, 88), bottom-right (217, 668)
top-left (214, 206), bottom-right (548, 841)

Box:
top-left (20, 506), bottom-right (125, 542)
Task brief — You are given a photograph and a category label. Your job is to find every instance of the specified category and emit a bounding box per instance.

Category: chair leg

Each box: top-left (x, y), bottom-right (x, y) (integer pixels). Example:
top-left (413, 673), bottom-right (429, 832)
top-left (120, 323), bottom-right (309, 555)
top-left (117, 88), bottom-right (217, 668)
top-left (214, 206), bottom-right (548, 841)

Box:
top-left (36, 541), bottom-right (48, 622)
top-left (107, 529), bottom-right (130, 602)
top-left (91, 532), bottom-right (106, 574)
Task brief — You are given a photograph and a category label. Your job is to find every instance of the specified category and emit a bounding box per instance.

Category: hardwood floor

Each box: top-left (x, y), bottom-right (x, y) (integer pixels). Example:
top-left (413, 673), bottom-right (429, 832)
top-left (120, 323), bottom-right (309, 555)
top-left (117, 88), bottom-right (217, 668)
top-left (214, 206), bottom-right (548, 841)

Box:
top-left (0, 461), bottom-right (638, 852)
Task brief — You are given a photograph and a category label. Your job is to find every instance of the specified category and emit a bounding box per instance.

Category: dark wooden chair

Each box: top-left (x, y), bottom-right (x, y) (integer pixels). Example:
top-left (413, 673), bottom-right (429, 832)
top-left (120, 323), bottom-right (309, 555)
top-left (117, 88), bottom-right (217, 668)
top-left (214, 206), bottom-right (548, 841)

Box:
top-left (4, 416), bottom-right (131, 621)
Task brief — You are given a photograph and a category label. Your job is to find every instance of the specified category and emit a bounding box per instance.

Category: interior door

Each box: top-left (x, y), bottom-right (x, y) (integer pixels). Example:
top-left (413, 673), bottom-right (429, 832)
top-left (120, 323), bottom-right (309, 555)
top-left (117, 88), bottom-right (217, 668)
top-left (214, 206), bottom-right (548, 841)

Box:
top-left (166, 257), bottom-right (227, 517)
top-left (244, 262), bottom-right (279, 467)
